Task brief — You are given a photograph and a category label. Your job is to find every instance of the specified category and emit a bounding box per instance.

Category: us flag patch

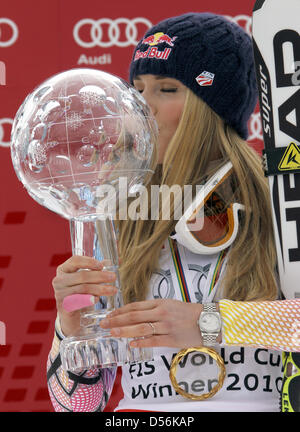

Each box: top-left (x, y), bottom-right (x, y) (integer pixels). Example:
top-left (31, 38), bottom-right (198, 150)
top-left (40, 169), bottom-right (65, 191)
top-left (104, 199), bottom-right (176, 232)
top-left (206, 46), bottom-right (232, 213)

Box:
top-left (196, 71), bottom-right (215, 86)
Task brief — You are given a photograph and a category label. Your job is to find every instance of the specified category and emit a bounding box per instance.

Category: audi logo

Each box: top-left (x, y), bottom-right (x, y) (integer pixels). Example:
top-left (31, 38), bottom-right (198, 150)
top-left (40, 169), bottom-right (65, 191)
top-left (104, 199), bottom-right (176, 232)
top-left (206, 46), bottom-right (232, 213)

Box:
top-left (0, 18), bottom-right (18, 47)
top-left (73, 17), bottom-right (153, 48)
top-left (248, 111), bottom-right (263, 142)
top-left (226, 14), bottom-right (252, 35)
top-left (0, 118), bottom-right (13, 148)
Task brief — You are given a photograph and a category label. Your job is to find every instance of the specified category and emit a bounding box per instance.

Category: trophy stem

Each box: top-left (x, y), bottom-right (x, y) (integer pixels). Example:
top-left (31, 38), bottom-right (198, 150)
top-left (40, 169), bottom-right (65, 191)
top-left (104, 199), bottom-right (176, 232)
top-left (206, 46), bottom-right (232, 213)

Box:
top-left (60, 215), bottom-right (153, 372)
top-left (70, 215), bottom-right (123, 315)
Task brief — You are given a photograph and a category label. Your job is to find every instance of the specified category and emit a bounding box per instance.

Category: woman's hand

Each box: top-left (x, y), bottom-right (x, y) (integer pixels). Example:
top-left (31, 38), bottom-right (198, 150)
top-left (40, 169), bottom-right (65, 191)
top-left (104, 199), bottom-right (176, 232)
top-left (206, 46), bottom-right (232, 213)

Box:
top-left (52, 255), bottom-right (118, 337)
top-left (100, 299), bottom-right (204, 349)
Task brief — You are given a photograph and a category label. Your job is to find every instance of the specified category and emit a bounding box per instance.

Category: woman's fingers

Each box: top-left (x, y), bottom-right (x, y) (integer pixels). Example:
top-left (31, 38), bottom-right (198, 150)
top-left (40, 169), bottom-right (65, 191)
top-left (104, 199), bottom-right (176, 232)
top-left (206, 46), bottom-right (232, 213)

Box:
top-left (130, 335), bottom-right (175, 348)
top-left (59, 282), bottom-right (118, 312)
top-left (53, 268), bottom-right (117, 290)
top-left (109, 299), bottom-right (160, 314)
top-left (99, 299), bottom-right (203, 349)
top-left (57, 283), bottom-right (117, 298)
top-left (109, 320), bottom-right (167, 338)
top-left (100, 300), bottom-right (167, 340)
top-left (106, 300), bottom-right (162, 321)
top-left (56, 256), bottom-right (114, 275)
top-left (52, 256), bottom-right (119, 335)
top-left (100, 304), bottom-right (162, 330)
top-left (56, 256), bottom-right (103, 274)
top-left (101, 313), bottom-right (159, 332)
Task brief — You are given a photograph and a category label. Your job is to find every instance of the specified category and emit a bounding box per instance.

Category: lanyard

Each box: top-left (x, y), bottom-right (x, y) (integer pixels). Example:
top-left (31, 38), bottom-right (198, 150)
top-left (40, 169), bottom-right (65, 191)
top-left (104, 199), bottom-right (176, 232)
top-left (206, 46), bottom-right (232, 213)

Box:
top-left (168, 237), bottom-right (227, 303)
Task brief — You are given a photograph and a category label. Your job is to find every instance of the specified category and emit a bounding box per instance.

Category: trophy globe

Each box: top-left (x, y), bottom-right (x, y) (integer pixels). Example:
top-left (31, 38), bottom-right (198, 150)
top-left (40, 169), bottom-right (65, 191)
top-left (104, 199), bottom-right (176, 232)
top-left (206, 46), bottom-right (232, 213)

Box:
top-left (10, 68), bottom-right (158, 372)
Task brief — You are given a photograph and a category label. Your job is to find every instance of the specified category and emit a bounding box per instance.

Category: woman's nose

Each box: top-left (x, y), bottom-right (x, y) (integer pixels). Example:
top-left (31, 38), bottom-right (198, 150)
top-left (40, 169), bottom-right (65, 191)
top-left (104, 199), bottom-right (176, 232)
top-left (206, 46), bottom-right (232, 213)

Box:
top-left (141, 90), bottom-right (157, 116)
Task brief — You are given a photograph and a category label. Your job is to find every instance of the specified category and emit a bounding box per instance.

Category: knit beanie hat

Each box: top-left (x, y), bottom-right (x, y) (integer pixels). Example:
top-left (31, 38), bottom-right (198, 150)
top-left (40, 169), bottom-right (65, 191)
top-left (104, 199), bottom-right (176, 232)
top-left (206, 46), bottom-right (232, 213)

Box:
top-left (129, 13), bottom-right (258, 140)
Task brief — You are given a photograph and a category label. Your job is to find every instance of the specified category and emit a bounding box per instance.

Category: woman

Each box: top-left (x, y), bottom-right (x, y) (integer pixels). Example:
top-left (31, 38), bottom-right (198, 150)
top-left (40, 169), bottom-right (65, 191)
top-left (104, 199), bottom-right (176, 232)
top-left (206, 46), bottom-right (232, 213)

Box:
top-left (47, 13), bottom-right (300, 412)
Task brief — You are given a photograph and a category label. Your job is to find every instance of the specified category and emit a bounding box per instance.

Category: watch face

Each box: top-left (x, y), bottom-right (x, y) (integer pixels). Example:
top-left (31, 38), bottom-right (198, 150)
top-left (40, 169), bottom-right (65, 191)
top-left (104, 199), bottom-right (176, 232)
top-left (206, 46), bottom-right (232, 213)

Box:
top-left (200, 312), bottom-right (220, 332)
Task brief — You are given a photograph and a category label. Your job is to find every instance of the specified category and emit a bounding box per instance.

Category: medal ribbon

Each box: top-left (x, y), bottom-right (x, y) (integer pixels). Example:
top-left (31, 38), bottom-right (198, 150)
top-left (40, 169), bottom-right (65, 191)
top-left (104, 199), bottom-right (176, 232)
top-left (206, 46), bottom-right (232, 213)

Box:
top-left (168, 237), bottom-right (227, 303)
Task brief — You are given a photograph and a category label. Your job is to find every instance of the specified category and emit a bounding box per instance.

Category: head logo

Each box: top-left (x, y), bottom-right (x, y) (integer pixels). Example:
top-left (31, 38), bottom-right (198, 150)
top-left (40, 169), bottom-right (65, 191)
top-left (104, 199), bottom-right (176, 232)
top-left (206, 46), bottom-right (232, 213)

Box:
top-left (196, 71), bottom-right (215, 87)
top-left (142, 32), bottom-right (177, 47)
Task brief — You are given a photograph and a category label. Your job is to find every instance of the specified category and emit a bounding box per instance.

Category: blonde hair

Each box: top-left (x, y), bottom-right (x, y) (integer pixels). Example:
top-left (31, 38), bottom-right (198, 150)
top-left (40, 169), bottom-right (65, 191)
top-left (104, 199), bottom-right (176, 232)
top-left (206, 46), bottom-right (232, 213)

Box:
top-left (116, 90), bottom-right (278, 304)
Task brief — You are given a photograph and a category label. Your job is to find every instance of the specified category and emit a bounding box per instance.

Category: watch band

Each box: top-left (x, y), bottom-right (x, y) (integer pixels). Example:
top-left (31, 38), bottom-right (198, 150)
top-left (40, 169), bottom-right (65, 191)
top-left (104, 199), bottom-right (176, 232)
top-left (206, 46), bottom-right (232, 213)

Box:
top-left (199, 303), bottom-right (221, 346)
top-left (202, 333), bottom-right (219, 346)
top-left (203, 303), bottom-right (217, 313)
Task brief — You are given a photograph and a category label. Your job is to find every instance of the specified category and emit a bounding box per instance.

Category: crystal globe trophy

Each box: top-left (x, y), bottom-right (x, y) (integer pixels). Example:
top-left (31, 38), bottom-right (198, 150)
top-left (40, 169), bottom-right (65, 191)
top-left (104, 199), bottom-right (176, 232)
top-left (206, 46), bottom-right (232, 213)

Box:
top-left (10, 68), bottom-right (158, 372)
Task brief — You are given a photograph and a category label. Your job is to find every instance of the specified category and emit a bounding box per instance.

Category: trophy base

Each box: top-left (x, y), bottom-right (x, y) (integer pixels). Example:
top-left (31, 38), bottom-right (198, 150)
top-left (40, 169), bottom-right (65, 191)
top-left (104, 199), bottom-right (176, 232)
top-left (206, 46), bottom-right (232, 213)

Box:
top-left (60, 330), bottom-right (153, 373)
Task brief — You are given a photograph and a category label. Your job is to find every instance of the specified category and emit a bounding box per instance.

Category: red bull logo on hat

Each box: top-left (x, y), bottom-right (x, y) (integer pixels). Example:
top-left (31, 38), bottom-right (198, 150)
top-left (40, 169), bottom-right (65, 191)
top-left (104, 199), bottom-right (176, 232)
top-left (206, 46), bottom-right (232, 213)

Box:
top-left (134, 32), bottom-right (177, 62)
top-left (142, 32), bottom-right (177, 47)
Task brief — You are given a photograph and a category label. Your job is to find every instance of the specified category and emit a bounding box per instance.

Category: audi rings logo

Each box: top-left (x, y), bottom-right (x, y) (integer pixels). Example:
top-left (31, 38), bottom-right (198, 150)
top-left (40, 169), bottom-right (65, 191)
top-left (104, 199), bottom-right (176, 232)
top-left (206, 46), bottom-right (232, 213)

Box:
top-left (226, 14), bottom-right (252, 35)
top-left (0, 118), bottom-right (13, 148)
top-left (73, 17), bottom-right (153, 48)
top-left (0, 18), bottom-right (18, 47)
top-left (248, 111), bottom-right (263, 142)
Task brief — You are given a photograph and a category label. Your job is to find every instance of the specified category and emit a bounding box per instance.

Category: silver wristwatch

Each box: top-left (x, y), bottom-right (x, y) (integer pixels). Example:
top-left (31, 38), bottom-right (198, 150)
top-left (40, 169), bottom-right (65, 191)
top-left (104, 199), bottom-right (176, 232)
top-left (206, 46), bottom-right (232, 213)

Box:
top-left (198, 303), bottom-right (222, 346)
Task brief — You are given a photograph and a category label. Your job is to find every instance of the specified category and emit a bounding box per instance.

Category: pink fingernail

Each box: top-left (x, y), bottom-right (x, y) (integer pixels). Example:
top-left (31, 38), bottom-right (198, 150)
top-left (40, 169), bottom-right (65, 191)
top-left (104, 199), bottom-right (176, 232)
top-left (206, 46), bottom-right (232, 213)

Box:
top-left (62, 294), bottom-right (95, 312)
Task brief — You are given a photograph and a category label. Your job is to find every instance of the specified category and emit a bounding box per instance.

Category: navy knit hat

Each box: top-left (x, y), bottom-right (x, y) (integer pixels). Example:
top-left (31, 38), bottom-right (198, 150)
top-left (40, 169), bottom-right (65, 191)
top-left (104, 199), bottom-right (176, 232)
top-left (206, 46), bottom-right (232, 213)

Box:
top-left (129, 13), bottom-right (258, 140)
